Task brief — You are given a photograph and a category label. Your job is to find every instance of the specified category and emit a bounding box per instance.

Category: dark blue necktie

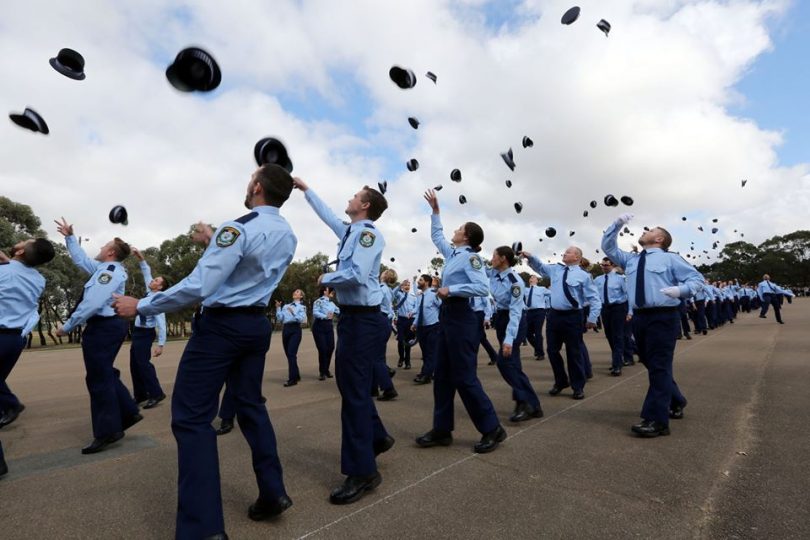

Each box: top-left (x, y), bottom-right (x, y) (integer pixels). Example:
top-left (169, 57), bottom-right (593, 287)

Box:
top-left (603, 273), bottom-right (610, 307)
top-left (635, 251), bottom-right (647, 308)
top-left (138, 314), bottom-right (146, 326)
top-left (335, 226), bottom-right (352, 270)
top-left (418, 293), bottom-right (425, 327)
top-left (562, 267), bottom-right (579, 308)
top-left (527, 286), bottom-right (534, 307)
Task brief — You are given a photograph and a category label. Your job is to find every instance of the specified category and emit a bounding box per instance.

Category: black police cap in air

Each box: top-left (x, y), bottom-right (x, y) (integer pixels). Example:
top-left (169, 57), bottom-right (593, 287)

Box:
top-left (597, 19), bottom-right (611, 36)
top-left (620, 196), bottom-right (634, 206)
top-left (389, 66), bottom-right (417, 89)
top-left (500, 148), bottom-right (515, 171)
top-left (407, 159), bottom-right (419, 172)
top-left (450, 169), bottom-right (462, 182)
top-left (109, 205), bottom-right (128, 225)
top-left (505, 180), bottom-right (512, 188)
top-left (583, 210), bottom-right (588, 217)
top-left (590, 200), bottom-right (597, 208)
top-left (522, 136), bottom-right (534, 148)
top-left (604, 194), bottom-right (619, 207)
top-left (166, 47), bottom-right (222, 92)
top-left (378, 181), bottom-right (388, 195)
top-left (545, 227), bottom-right (557, 238)
top-left (459, 194), bottom-right (467, 204)
top-left (511, 241), bottom-right (523, 254)
top-left (254, 137), bottom-right (293, 173)
top-left (425, 71), bottom-right (437, 84)
top-left (408, 117), bottom-right (420, 129)
top-left (561, 6), bottom-right (581, 25)
top-left (514, 202), bottom-right (523, 214)
top-left (49, 48), bottom-right (86, 80)
top-left (9, 107), bottom-right (49, 134)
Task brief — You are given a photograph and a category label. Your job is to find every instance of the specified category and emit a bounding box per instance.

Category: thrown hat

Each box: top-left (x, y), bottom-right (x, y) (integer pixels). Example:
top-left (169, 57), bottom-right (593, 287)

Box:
top-left (561, 6), bottom-right (581, 25)
top-left (545, 227), bottom-right (557, 238)
top-left (597, 19), bottom-right (611, 36)
top-left (682, 217), bottom-right (687, 221)
top-left (712, 218), bottom-right (718, 223)
top-left (378, 181), bottom-right (388, 195)
top-left (522, 136), bottom-right (534, 148)
top-left (620, 195), bottom-right (634, 206)
top-left (604, 194), bottom-right (619, 207)
top-left (109, 205), bottom-right (128, 225)
top-left (390, 257), bottom-right (396, 262)
top-left (408, 117), bottom-right (420, 129)
top-left (505, 179), bottom-right (512, 188)
top-left (254, 137), bottom-right (293, 172)
top-left (407, 159), bottom-right (419, 172)
top-left (500, 148), bottom-right (515, 171)
top-left (698, 226), bottom-right (704, 232)
top-left (425, 71), bottom-right (437, 84)
top-left (450, 169), bottom-right (462, 182)
top-left (9, 107), bottom-right (49, 134)
top-left (643, 226), bottom-right (650, 231)
top-left (711, 227), bottom-right (719, 234)
top-left (166, 47), bottom-right (221, 92)
top-left (49, 48), bottom-right (86, 80)
top-left (512, 241), bottom-right (523, 254)
top-left (569, 231), bottom-right (575, 237)
top-left (411, 227), bottom-right (417, 233)
top-left (434, 185), bottom-right (443, 191)
top-left (514, 202), bottom-right (523, 214)
top-left (389, 66), bottom-right (417, 89)
top-left (459, 194), bottom-right (467, 204)
top-left (741, 179), bottom-right (748, 187)
top-left (583, 210), bottom-right (589, 217)
top-left (538, 238), bottom-right (544, 242)
top-left (622, 226), bottom-right (630, 233)
top-left (589, 200), bottom-right (597, 209)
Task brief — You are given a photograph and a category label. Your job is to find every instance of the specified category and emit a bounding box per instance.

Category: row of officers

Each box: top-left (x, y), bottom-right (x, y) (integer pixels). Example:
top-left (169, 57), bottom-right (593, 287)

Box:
top-left (0, 164), bottom-right (796, 539)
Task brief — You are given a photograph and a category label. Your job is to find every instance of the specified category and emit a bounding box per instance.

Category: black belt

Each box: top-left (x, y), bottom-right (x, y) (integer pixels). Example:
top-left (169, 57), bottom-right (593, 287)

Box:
top-left (551, 308), bottom-right (581, 314)
top-left (204, 306), bottom-right (266, 315)
top-left (443, 297), bottom-right (469, 305)
top-left (633, 306), bottom-right (679, 314)
top-left (604, 301), bottom-right (628, 308)
top-left (341, 305), bottom-right (380, 313)
top-left (526, 308), bottom-right (546, 312)
top-left (283, 322), bottom-right (300, 327)
top-left (88, 315), bottom-right (117, 323)
top-left (0, 328), bottom-right (23, 335)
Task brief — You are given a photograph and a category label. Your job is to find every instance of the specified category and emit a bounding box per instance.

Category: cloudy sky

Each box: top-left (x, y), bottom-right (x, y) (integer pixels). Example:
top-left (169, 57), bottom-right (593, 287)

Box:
top-left (2, 0), bottom-right (808, 277)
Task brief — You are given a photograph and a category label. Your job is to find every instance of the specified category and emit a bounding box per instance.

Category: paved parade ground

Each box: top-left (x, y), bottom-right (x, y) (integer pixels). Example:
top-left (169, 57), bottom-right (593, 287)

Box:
top-left (1, 301), bottom-right (808, 539)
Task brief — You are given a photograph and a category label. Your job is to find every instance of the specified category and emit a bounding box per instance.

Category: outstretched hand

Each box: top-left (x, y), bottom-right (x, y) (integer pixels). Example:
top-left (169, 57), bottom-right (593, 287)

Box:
top-left (190, 222), bottom-right (213, 246)
top-left (292, 177), bottom-right (309, 191)
top-left (111, 294), bottom-right (140, 318)
top-left (616, 213), bottom-right (634, 226)
top-left (54, 217), bottom-right (74, 237)
top-left (132, 247), bottom-right (144, 261)
top-left (423, 189), bottom-right (440, 214)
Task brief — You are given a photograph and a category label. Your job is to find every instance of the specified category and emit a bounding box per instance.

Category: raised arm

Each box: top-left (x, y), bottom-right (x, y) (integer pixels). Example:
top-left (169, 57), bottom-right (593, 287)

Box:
top-left (601, 215), bottom-right (634, 270)
top-left (424, 189), bottom-right (454, 258)
top-left (294, 178), bottom-right (348, 238)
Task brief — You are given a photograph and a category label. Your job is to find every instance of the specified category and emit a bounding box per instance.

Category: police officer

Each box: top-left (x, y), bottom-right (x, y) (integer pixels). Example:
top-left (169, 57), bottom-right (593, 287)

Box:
top-left (312, 286), bottom-right (339, 380)
top-left (471, 295), bottom-right (499, 365)
top-left (374, 270), bottom-right (398, 401)
top-left (276, 289), bottom-right (307, 386)
top-left (129, 248), bottom-right (168, 409)
top-left (523, 247), bottom-right (602, 399)
top-left (293, 176), bottom-right (393, 505)
top-left (0, 238), bottom-right (55, 428)
top-left (594, 257), bottom-right (630, 376)
top-left (392, 280), bottom-right (416, 369)
top-left (412, 273), bottom-right (441, 384)
top-left (757, 274), bottom-right (792, 324)
top-left (113, 164), bottom-right (297, 538)
top-left (692, 280), bottom-right (710, 335)
top-left (489, 246), bottom-right (544, 421)
top-left (524, 275), bottom-right (549, 360)
top-left (415, 189), bottom-right (506, 453)
top-left (54, 219), bottom-right (141, 454)
top-left (602, 214), bottom-right (703, 437)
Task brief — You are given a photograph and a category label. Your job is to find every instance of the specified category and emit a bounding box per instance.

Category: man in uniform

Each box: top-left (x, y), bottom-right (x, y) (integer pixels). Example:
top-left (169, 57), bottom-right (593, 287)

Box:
top-left (392, 280), bottom-right (416, 369)
top-left (54, 220), bottom-right (141, 454)
top-left (293, 176), bottom-right (393, 505)
top-left (523, 275), bottom-right (549, 360)
top-left (602, 214), bottom-right (703, 437)
top-left (757, 274), bottom-right (792, 324)
top-left (594, 257), bottom-right (630, 376)
top-left (412, 273), bottom-right (441, 385)
top-left (0, 238), bottom-right (55, 428)
top-left (113, 164), bottom-right (297, 539)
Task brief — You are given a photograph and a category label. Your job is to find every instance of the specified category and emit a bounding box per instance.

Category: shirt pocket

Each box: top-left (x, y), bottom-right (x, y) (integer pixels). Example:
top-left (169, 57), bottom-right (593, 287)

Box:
top-left (646, 265), bottom-right (667, 275)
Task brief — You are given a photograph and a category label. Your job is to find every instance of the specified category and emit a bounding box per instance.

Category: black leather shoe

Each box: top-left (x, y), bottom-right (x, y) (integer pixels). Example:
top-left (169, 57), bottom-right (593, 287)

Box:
top-left (318, 374), bottom-right (326, 381)
top-left (81, 432), bottom-right (124, 454)
top-left (623, 360), bottom-right (635, 367)
top-left (413, 375), bottom-right (432, 385)
top-left (548, 384), bottom-right (569, 396)
top-left (759, 315), bottom-right (767, 318)
top-left (474, 425), bottom-right (506, 453)
top-left (0, 403), bottom-right (25, 428)
top-left (586, 372), bottom-right (593, 380)
top-left (670, 400), bottom-right (687, 420)
top-left (610, 368), bottom-right (622, 376)
top-left (329, 472), bottom-right (382, 505)
top-left (143, 394), bottom-right (166, 409)
top-left (122, 413), bottom-right (144, 431)
top-left (534, 353), bottom-right (545, 360)
top-left (283, 379), bottom-right (298, 387)
top-left (248, 495), bottom-right (293, 521)
top-left (509, 404), bottom-right (543, 422)
top-left (388, 367), bottom-right (396, 378)
top-left (325, 371), bottom-right (333, 378)
top-left (572, 390), bottom-right (585, 400)
top-left (685, 333), bottom-right (692, 340)
top-left (415, 429), bottom-right (453, 448)
top-left (216, 419), bottom-right (234, 436)
top-left (702, 330), bottom-right (708, 335)
top-left (487, 359), bottom-right (497, 366)
top-left (377, 388), bottom-right (398, 401)
top-left (0, 455), bottom-right (8, 477)
top-left (631, 419), bottom-right (670, 437)
top-left (373, 435), bottom-right (395, 456)
top-left (403, 363), bottom-right (411, 370)
top-left (203, 533), bottom-right (228, 540)
top-left (397, 359), bottom-right (404, 368)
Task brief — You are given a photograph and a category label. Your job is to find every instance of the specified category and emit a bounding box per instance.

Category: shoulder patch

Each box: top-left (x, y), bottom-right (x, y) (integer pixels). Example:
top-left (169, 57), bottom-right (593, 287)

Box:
top-left (216, 226), bottom-right (241, 248)
top-left (469, 255), bottom-right (482, 270)
top-left (235, 212), bottom-right (258, 224)
top-left (107, 264), bottom-right (116, 272)
top-left (98, 272), bottom-right (112, 285)
top-left (506, 273), bottom-right (518, 284)
top-left (359, 230), bottom-right (376, 248)
top-left (511, 284), bottom-right (521, 298)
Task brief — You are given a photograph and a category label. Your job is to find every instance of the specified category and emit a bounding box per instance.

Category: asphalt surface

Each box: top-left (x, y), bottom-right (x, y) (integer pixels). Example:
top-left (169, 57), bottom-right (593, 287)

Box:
top-left (1, 301), bottom-right (807, 539)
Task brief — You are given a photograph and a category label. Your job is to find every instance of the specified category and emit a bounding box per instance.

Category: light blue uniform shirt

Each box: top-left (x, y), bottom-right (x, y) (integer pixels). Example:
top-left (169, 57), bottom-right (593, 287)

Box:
top-left (63, 235), bottom-right (128, 333)
top-left (523, 285), bottom-right (550, 309)
top-left (0, 260), bottom-right (45, 335)
top-left (430, 214), bottom-right (488, 298)
top-left (413, 288), bottom-right (441, 327)
top-left (135, 261), bottom-right (167, 346)
top-left (392, 289), bottom-right (417, 317)
top-left (489, 268), bottom-right (525, 346)
top-left (137, 206), bottom-right (296, 316)
top-left (304, 190), bottom-right (383, 306)
top-left (471, 295), bottom-right (494, 320)
top-left (313, 296), bottom-right (340, 320)
top-left (757, 280), bottom-right (790, 299)
top-left (601, 221), bottom-right (703, 310)
top-left (378, 284), bottom-right (394, 319)
top-left (593, 271), bottom-right (629, 305)
top-left (276, 301), bottom-right (306, 324)
top-left (525, 256), bottom-right (602, 323)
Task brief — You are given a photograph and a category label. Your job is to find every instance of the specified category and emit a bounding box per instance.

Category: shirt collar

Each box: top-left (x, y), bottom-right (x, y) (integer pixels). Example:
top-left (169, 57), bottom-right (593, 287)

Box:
top-left (252, 205), bottom-right (280, 216)
top-left (644, 247), bottom-right (663, 254)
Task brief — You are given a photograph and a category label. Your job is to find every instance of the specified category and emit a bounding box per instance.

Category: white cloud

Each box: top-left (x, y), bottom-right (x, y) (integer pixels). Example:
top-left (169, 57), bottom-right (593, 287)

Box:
top-left (1, 0), bottom-right (805, 280)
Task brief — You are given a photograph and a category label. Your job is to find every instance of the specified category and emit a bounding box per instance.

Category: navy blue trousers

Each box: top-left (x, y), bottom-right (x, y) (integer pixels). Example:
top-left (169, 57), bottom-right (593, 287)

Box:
top-left (632, 308), bottom-right (686, 426)
top-left (706, 301), bottom-right (717, 328)
top-left (395, 317), bottom-right (413, 361)
top-left (0, 333), bottom-right (25, 413)
top-left (81, 317), bottom-right (138, 439)
top-left (218, 384), bottom-right (235, 421)
top-left (759, 293), bottom-right (783, 322)
top-left (335, 310), bottom-right (389, 477)
top-left (494, 311), bottom-right (541, 409)
top-left (546, 309), bottom-right (587, 392)
top-left (602, 303), bottom-right (628, 371)
top-left (172, 310), bottom-right (286, 539)
top-left (416, 323), bottom-right (441, 379)
top-left (372, 314), bottom-right (394, 392)
top-left (282, 324), bottom-right (302, 381)
top-left (311, 319), bottom-right (335, 376)
top-left (525, 308), bottom-right (547, 357)
top-left (433, 301), bottom-right (499, 434)
top-left (694, 300), bottom-right (707, 332)
top-left (474, 311), bottom-right (498, 363)
top-left (129, 327), bottom-right (164, 403)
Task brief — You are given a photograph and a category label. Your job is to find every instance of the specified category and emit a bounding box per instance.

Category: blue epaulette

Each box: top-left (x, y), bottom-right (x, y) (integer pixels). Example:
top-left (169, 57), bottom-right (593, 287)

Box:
top-left (235, 212), bottom-right (258, 224)
top-left (107, 264), bottom-right (116, 271)
top-left (506, 273), bottom-right (518, 284)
